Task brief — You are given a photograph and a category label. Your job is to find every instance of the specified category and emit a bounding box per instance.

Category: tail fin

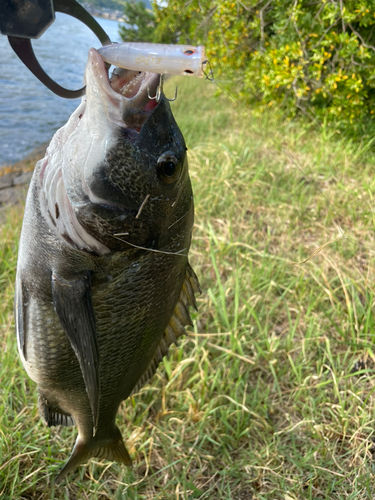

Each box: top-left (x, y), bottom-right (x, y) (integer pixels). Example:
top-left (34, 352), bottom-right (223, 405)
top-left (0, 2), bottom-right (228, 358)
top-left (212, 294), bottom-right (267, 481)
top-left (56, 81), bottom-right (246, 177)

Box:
top-left (55, 426), bottom-right (132, 483)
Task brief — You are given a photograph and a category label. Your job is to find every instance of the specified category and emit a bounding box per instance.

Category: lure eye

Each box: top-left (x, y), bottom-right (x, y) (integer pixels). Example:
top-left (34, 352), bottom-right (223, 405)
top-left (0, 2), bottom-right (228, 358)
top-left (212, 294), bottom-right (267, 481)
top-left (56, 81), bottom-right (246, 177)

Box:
top-left (157, 153), bottom-right (181, 184)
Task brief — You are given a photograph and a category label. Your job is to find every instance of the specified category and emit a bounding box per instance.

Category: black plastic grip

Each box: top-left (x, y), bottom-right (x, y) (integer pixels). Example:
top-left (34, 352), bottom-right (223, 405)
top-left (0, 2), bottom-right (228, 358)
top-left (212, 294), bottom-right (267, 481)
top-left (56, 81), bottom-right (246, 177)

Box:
top-left (2, 0), bottom-right (111, 99)
top-left (0, 0), bottom-right (55, 39)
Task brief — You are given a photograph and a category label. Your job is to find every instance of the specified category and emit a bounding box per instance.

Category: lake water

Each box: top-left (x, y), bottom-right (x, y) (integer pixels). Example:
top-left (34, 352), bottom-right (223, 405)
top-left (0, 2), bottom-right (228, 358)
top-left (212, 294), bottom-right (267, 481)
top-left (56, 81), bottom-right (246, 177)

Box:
top-left (0, 15), bottom-right (122, 166)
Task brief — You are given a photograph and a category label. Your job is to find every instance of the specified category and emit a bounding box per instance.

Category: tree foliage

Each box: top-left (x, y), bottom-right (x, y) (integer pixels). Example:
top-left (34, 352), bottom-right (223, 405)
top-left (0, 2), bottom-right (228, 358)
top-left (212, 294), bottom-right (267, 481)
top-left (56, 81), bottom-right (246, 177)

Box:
top-left (153, 0), bottom-right (375, 133)
top-left (119, 0), bottom-right (158, 42)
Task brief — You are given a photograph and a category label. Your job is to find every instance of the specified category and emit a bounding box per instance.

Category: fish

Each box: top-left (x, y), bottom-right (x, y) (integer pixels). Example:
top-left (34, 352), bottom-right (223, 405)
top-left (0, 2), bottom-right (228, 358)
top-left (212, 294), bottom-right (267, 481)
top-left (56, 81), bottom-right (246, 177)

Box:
top-left (14, 48), bottom-right (200, 482)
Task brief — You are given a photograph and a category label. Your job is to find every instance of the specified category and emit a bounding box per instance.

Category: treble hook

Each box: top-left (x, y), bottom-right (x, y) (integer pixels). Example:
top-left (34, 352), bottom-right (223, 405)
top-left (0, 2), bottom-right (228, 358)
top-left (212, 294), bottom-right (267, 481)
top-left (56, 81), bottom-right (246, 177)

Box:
top-left (147, 74), bottom-right (178, 103)
top-left (202, 60), bottom-right (214, 82)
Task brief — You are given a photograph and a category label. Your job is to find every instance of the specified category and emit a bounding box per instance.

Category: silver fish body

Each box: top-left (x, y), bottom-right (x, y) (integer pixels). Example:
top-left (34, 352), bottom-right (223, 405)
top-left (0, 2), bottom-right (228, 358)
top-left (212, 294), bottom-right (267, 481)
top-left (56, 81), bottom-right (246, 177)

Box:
top-left (15, 49), bottom-right (200, 481)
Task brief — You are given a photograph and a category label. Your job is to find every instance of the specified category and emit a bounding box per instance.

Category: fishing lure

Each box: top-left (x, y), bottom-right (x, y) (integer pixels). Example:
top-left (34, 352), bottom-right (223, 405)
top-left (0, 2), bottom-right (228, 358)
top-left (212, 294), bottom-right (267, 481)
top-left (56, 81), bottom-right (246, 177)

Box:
top-left (97, 42), bottom-right (207, 78)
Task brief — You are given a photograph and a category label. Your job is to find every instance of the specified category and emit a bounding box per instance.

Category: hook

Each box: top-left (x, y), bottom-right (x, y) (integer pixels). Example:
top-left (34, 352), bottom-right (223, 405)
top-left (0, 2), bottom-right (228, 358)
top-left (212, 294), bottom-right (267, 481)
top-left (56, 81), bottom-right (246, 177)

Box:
top-left (202, 60), bottom-right (214, 82)
top-left (147, 75), bottom-right (178, 103)
top-left (166, 86), bottom-right (178, 102)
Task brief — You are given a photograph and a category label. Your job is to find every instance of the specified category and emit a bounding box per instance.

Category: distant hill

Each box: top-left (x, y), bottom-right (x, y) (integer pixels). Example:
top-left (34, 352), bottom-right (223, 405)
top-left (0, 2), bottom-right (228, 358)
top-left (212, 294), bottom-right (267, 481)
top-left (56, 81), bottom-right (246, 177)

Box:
top-left (80, 0), bottom-right (151, 12)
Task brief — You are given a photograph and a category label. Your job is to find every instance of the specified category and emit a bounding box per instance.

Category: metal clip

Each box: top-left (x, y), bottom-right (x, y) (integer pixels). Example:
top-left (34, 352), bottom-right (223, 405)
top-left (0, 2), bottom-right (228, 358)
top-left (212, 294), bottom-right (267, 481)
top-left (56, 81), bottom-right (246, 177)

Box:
top-left (148, 74), bottom-right (177, 103)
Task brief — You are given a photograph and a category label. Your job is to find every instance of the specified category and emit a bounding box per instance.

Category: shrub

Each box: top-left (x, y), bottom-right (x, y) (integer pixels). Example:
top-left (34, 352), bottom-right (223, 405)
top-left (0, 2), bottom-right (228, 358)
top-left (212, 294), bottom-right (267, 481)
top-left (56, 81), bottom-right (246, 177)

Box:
top-left (153, 0), bottom-right (375, 135)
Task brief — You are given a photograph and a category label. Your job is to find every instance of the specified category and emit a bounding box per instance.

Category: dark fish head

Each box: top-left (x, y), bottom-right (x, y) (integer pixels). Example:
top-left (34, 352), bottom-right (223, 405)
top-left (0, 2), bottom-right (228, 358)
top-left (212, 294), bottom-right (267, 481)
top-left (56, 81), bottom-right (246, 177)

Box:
top-left (44, 49), bottom-right (193, 255)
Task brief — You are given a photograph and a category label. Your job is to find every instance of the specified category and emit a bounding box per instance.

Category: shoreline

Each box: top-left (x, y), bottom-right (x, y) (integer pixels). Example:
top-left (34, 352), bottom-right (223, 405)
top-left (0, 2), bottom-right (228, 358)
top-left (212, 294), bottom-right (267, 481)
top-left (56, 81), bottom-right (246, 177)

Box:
top-left (0, 141), bottom-right (49, 217)
top-left (0, 141), bottom-right (49, 176)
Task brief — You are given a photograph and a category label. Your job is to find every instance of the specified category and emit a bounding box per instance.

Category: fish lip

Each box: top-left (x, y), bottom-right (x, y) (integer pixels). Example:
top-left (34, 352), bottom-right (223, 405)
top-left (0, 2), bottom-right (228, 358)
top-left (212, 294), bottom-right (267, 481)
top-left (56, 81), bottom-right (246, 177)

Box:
top-left (87, 48), bottom-right (160, 128)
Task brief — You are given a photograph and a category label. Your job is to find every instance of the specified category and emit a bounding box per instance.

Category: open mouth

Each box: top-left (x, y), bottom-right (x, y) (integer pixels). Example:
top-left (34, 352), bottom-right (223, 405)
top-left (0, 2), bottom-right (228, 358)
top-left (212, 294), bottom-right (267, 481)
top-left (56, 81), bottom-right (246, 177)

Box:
top-left (110, 67), bottom-right (160, 131)
top-left (87, 48), bottom-right (160, 133)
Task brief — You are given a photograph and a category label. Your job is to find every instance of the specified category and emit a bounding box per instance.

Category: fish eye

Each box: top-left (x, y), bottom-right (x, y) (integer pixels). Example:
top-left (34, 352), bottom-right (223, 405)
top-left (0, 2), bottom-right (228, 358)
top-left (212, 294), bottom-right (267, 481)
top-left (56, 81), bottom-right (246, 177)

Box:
top-left (162, 161), bottom-right (176, 176)
top-left (157, 153), bottom-right (181, 184)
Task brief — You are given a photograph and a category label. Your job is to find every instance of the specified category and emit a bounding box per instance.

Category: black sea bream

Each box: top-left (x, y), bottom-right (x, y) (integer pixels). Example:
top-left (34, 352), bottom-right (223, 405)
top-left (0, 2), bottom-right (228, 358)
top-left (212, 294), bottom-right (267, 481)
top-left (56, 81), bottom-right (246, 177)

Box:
top-left (15, 48), bottom-right (200, 481)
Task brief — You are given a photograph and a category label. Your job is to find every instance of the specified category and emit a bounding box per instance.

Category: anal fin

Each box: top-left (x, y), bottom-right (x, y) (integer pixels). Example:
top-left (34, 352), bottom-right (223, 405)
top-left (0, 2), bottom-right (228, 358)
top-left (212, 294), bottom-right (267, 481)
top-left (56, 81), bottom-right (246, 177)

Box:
top-left (131, 261), bottom-right (200, 395)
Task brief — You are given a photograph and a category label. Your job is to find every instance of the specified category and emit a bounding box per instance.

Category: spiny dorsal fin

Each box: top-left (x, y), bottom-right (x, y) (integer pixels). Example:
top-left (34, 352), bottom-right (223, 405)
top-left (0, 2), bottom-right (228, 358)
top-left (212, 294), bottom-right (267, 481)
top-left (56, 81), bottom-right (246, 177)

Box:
top-left (131, 262), bottom-right (200, 395)
top-left (186, 262), bottom-right (201, 295)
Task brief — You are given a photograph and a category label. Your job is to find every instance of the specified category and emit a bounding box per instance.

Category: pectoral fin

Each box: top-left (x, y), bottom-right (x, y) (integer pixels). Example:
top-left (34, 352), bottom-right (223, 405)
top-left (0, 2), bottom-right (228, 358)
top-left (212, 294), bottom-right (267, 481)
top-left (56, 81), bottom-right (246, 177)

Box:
top-left (51, 271), bottom-right (99, 433)
top-left (38, 393), bottom-right (75, 427)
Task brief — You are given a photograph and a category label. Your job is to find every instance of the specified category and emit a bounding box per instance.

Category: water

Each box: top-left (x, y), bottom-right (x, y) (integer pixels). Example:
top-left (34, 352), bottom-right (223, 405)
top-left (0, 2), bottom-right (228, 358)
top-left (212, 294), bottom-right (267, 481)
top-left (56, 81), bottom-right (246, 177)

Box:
top-left (0, 15), bottom-right (122, 166)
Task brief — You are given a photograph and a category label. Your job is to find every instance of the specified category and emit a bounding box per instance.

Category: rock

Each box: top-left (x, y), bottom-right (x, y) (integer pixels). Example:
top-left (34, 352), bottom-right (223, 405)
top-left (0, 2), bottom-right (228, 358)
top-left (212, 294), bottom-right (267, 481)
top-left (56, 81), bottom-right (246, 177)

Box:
top-left (0, 141), bottom-right (48, 220)
top-left (0, 185), bottom-right (28, 206)
top-left (0, 173), bottom-right (14, 189)
top-left (14, 172), bottom-right (33, 186)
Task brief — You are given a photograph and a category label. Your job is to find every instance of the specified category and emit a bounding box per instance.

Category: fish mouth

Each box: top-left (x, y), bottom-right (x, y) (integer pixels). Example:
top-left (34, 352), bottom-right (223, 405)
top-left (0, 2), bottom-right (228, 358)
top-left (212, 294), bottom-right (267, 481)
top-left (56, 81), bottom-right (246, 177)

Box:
top-left (39, 49), bottom-right (162, 257)
top-left (86, 48), bottom-right (160, 132)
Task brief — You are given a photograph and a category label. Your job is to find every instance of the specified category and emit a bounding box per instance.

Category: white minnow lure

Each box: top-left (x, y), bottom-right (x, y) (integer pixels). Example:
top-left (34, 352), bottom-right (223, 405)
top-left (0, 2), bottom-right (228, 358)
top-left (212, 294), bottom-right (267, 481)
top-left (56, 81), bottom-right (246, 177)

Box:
top-left (97, 43), bottom-right (207, 77)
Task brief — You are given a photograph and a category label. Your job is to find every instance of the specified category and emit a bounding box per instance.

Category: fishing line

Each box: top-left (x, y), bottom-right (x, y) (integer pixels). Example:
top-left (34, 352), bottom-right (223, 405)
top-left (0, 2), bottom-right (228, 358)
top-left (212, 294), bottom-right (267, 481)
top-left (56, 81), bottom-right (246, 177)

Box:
top-left (113, 233), bottom-right (188, 257)
top-left (201, 60), bottom-right (360, 261)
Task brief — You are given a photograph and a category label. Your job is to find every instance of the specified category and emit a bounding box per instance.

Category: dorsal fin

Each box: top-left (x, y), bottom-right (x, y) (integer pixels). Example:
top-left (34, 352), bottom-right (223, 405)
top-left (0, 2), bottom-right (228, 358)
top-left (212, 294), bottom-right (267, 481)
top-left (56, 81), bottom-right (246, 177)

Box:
top-left (131, 262), bottom-right (200, 395)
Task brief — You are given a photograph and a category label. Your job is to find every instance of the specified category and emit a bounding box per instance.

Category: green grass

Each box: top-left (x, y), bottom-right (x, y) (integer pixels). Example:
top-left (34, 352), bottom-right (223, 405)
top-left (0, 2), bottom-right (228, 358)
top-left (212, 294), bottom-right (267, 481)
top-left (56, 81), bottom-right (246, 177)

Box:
top-left (2, 76), bottom-right (375, 498)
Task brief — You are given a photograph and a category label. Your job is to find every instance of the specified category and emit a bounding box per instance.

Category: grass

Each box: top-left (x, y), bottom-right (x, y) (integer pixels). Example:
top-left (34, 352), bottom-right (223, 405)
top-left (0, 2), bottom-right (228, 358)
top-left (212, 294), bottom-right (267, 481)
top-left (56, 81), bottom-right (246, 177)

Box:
top-left (2, 76), bottom-right (375, 498)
